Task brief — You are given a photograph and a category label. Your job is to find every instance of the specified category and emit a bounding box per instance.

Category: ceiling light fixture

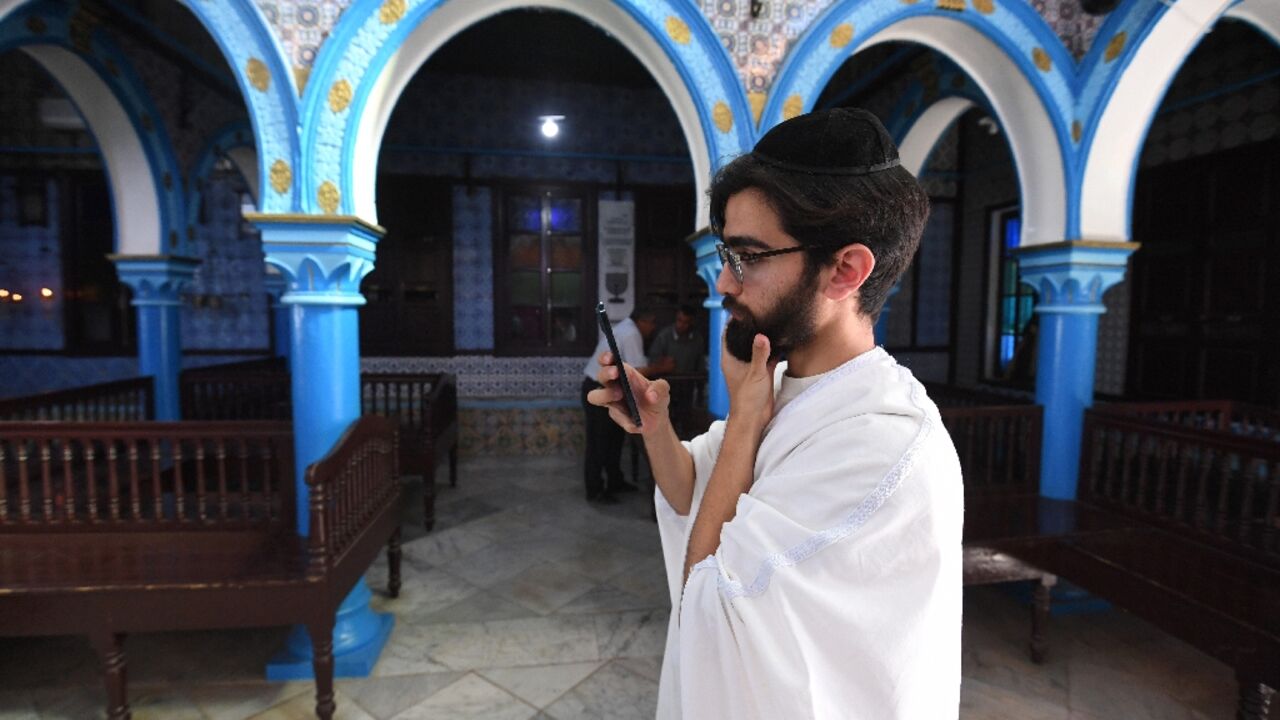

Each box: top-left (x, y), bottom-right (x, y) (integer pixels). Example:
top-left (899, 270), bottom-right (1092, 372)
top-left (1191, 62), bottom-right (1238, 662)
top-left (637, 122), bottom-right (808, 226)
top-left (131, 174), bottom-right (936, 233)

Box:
top-left (539, 115), bottom-right (564, 139)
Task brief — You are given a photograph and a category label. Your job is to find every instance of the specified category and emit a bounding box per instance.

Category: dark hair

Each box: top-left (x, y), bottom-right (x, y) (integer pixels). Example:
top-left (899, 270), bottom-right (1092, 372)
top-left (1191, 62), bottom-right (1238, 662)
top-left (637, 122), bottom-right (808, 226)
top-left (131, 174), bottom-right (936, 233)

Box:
top-left (677, 304), bottom-right (698, 318)
top-left (707, 152), bottom-right (930, 319)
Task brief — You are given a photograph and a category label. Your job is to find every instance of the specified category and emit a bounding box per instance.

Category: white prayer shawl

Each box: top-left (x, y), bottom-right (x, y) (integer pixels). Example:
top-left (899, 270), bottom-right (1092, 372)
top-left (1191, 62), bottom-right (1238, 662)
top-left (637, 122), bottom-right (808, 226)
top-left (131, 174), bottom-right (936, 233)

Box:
top-left (655, 347), bottom-right (963, 719)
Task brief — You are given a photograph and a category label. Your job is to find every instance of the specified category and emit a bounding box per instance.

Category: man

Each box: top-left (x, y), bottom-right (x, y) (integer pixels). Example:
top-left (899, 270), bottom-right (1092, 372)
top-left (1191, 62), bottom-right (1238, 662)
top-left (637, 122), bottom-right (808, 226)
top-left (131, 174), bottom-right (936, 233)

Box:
top-left (648, 305), bottom-right (705, 375)
top-left (581, 306), bottom-right (658, 504)
top-left (589, 108), bottom-right (963, 718)
top-left (648, 305), bottom-right (706, 437)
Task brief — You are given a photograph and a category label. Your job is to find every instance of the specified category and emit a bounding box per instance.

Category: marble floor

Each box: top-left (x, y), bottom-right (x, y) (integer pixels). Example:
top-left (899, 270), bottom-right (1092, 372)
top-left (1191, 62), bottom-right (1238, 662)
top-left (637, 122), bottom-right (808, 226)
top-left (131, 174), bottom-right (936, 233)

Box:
top-left (0, 452), bottom-right (1240, 719)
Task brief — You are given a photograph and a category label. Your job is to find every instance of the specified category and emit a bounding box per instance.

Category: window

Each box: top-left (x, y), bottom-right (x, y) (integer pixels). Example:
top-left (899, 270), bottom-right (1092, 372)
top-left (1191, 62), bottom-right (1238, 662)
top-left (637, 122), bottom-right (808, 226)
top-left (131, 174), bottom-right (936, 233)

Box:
top-left (988, 206), bottom-right (1037, 379)
top-left (495, 186), bottom-right (595, 355)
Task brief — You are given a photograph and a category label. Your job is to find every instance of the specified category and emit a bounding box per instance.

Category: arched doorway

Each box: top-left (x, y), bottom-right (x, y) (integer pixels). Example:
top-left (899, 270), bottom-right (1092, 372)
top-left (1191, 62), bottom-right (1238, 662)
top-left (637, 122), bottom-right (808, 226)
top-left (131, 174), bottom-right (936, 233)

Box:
top-left (1125, 19), bottom-right (1280, 405)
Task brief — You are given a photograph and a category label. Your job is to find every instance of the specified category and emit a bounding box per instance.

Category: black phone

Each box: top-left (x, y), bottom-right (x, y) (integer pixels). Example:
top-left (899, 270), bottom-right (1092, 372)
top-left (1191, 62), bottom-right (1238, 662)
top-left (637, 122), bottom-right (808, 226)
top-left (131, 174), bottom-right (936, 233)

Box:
top-left (596, 302), bottom-right (643, 428)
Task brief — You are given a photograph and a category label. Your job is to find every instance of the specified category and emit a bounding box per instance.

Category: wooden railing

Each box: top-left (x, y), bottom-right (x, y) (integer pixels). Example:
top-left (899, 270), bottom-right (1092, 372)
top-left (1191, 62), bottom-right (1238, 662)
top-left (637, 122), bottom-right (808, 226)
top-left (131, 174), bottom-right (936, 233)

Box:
top-left (361, 373), bottom-right (456, 444)
top-left (1081, 408), bottom-right (1280, 561)
top-left (306, 415), bottom-right (399, 573)
top-left (0, 378), bottom-right (154, 422)
top-left (939, 404), bottom-right (1043, 495)
top-left (1096, 400), bottom-right (1280, 442)
top-left (181, 371), bottom-right (292, 421)
top-left (0, 421), bottom-right (294, 531)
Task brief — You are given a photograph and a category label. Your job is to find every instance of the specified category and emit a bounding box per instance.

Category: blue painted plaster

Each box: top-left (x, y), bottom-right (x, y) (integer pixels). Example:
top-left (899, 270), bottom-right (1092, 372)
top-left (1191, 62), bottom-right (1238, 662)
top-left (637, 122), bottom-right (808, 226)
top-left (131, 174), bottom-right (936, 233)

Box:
top-left (301, 0), bottom-right (752, 217)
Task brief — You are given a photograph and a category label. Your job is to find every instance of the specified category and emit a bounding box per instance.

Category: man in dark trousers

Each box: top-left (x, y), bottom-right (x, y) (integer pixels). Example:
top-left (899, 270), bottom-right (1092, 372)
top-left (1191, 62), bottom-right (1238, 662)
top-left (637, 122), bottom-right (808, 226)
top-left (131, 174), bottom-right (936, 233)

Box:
top-left (580, 306), bottom-right (657, 504)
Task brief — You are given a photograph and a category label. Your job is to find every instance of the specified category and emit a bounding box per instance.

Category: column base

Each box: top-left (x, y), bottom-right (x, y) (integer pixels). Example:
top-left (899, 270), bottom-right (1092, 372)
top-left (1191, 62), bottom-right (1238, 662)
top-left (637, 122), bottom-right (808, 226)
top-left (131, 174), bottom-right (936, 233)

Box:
top-left (266, 580), bottom-right (394, 680)
top-left (266, 613), bottom-right (394, 681)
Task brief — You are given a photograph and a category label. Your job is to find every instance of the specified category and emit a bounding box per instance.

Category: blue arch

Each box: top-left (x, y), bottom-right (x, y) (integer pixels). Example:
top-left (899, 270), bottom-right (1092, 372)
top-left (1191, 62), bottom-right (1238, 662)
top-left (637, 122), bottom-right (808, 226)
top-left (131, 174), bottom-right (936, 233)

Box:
top-left (766, 0), bottom-right (1074, 244)
top-left (186, 120), bottom-right (256, 229)
top-left (300, 0), bottom-right (751, 218)
top-left (0, 0), bottom-right (184, 255)
top-left (175, 0), bottom-right (300, 213)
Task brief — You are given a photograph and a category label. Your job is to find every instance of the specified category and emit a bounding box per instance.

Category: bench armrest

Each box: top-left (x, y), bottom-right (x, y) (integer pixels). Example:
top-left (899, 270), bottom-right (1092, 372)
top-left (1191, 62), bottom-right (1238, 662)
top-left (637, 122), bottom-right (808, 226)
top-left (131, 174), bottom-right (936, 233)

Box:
top-left (304, 416), bottom-right (400, 575)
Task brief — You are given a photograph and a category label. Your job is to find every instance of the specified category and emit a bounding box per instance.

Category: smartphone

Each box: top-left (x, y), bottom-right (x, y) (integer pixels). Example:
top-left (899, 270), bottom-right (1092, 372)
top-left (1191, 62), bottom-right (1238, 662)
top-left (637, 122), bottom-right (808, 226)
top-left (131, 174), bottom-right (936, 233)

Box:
top-left (596, 302), bottom-right (643, 428)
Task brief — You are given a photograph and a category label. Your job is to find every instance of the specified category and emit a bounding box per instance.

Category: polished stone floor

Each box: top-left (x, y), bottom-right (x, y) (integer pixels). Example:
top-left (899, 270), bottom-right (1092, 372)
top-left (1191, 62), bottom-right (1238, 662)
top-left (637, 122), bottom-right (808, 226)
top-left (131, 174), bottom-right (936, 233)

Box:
top-left (0, 452), bottom-right (1239, 719)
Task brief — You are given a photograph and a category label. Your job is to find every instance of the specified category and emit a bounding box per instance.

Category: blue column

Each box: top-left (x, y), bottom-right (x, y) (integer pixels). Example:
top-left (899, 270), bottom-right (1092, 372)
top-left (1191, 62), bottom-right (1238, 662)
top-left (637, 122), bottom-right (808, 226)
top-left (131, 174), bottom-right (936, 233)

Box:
top-left (1016, 241), bottom-right (1135, 500)
top-left (251, 214), bottom-right (393, 680)
top-left (111, 256), bottom-right (199, 421)
top-left (689, 232), bottom-right (729, 419)
top-left (873, 282), bottom-right (903, 346)
top-left (264, 271), bottom-right (291, 367)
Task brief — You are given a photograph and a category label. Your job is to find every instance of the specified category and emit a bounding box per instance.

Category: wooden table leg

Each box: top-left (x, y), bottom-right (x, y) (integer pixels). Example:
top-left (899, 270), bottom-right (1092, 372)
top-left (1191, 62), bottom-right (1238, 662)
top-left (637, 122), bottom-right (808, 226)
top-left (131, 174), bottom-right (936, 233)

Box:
top-left (89, 630), bottom-right (130, 720)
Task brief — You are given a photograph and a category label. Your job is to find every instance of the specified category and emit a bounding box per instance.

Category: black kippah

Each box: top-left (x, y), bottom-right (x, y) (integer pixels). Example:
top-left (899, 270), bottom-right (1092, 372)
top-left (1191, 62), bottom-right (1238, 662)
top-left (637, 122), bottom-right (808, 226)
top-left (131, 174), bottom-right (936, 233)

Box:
top-left (752, 108), bottom-right (902, 176)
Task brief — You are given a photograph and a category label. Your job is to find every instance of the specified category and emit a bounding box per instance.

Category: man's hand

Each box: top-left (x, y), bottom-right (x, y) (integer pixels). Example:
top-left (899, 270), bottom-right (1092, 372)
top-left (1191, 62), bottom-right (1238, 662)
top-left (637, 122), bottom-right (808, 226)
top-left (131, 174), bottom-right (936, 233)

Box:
top-left (721, 332), bottom-right (777, 430)
top-left (587, 352), bottom-right (672, 436)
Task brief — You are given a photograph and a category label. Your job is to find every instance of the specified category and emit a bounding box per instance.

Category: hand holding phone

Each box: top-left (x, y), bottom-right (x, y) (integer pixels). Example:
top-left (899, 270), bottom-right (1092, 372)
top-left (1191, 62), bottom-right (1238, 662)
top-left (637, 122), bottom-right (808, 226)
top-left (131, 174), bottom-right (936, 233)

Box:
top-left (596, 302), bottom-right (643, 428)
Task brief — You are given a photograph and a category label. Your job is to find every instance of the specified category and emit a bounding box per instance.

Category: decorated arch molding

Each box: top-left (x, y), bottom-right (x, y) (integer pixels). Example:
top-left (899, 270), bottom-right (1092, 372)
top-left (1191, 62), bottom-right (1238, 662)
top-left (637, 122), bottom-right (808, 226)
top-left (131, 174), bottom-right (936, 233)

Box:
top-left (0, 0), bottom-right (184, 255)
top-left (897, 96), bottom-right (975, 177)
top-left (1077, 0), bottom-right (1267, 241)
top-left (767, 3), bottom-right (1072, 246)
top-left (301, 0), bottom-right (751, 227)
top-left (173, 0), bottom-right (300, 214)
top-left (187, 120), bottom-right (259, 230)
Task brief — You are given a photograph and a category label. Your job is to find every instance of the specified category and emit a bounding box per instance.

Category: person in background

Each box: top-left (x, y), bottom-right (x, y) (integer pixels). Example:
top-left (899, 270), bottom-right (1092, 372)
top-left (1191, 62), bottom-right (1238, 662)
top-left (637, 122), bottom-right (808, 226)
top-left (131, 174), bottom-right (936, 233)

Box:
top-left (648, 304), bottom-right (706, 437)
top-left (580, 306), bottom-right (658, 504)
top-left (648, 304), bottom-right (705, 375)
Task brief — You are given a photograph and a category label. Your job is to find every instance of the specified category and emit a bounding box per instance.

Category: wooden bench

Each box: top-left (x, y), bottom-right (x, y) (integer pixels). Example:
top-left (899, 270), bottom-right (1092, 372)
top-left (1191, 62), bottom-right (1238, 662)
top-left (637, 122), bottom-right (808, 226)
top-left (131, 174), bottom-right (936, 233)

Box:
top-left (1056, 404), bottom-right (1279, 717)
top-left (180, 365), bottom-right (458, 530)
top-left (938, 401), bottom-right (1062, 662)
top-left (0, 416), bottom-right (403, 720)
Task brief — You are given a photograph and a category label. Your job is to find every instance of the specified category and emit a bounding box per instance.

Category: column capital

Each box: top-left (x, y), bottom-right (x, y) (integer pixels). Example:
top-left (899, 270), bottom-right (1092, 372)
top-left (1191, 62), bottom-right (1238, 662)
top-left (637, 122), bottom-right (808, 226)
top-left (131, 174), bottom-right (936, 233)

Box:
top-left (247, 213), bottom-right (385, 307)
top-left (263, 267), bottom-right (289, 305)
top-left (109, 255), bottom-right (200, 306)
top-left (687, 228), bottom-right (724, 308)
top-left (1015, 240), bottom-right (1138, 314)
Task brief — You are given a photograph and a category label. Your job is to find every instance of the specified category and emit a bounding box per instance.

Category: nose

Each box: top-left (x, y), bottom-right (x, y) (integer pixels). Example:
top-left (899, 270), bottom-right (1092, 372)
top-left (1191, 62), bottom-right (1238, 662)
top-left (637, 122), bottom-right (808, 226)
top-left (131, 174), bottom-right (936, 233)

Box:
top-left (715, 261), bottom-right (739, 296)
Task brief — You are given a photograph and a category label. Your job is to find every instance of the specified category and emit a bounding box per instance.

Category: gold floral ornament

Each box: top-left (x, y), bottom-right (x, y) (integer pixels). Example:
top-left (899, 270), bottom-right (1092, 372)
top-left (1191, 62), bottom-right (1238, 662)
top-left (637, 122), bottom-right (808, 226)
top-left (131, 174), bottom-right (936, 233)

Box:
top-left (748, 91), bottom-right (767, 126)
top-left (379, 0), bottom-right (406, 25)
top-left (972, 0), bottom-right (995, 14)
top-left (269, 160), bottom-right (292, 195)
top-left (1071, 120), bottom-right (1083, 143)
top-left (665, 16), bottom-right (691, 45)
top-left (829, 23), bottom-right (854, 49)
top-left (937, 0), bottom-right (966, 12)
top-left (329, 79), bottom-right (352, 113)
top-left (713, 101), bottom-right (733, 133)
top-left (246, 58), bottom-right (270, 92)
top-left (783, 94), bottom-right (804, 121)
top-left (1032, 47), bottom-right (1051, 72)
top-left (317, 181), bottom-right (341, 215)
top-left (294, 66), bottom-right (311, 95)
top-left (1104, 31), bottom-right (1127, 63)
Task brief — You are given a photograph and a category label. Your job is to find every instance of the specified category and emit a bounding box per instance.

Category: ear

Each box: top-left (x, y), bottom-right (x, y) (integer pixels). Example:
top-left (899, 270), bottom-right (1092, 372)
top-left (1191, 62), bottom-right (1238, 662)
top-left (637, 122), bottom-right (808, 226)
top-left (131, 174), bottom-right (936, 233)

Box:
top-left (823, 243), bottom-right (875, 302)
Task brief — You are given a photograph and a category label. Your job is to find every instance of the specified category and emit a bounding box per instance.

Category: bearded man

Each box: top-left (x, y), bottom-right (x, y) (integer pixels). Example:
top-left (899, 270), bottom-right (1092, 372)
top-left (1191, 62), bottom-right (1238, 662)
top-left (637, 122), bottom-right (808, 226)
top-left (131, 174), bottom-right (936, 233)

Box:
top-left (589, 108), bottom-right (963, 719)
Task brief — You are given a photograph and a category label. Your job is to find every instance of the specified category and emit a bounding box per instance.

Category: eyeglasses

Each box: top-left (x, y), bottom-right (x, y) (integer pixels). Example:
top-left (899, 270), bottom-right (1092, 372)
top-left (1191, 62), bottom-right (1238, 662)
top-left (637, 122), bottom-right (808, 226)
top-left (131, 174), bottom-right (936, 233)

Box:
top-left (715, 242), bottom-right (831, 284)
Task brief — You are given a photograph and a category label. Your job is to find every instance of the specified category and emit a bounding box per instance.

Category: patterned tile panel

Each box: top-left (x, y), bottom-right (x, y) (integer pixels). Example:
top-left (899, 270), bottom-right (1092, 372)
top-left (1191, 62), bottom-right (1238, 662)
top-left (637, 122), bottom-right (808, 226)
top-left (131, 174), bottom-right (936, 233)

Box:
top-left (257, 0), bottom-right (352, 72)
top-left (701, 0), bottom-right (835, 95)
top-left (452, 186), bottom-right (494, 351)
top-left (362, 355), bottom-right (589, 399)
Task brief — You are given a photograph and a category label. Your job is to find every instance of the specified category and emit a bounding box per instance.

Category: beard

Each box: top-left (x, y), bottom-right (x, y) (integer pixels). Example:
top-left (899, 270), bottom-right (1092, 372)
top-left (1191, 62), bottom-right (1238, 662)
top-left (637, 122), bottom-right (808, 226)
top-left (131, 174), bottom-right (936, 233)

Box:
top-left (722, 274), bottom-right (819, 363)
